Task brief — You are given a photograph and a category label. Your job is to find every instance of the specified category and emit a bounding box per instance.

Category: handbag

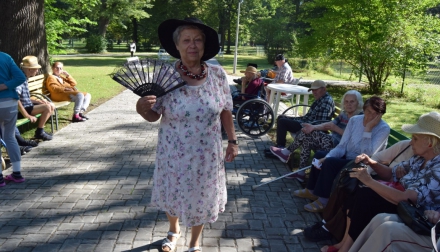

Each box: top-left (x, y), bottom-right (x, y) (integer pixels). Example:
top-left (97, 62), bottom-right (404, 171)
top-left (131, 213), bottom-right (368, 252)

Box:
top-left (397, 199), bottom-right (434, 236)
top-left (336, 160), bottom-right (367, 194)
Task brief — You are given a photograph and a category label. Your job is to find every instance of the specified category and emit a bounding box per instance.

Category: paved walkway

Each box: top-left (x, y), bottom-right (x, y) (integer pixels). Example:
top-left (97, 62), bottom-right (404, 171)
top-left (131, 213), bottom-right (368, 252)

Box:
top-left (0, 59), bottom-right (329, 252)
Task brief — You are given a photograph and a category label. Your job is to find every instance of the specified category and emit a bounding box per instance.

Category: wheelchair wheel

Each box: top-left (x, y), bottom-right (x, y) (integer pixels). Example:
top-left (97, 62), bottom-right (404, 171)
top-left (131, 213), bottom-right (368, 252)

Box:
top-left (236, 99), bottom-right (275, 138)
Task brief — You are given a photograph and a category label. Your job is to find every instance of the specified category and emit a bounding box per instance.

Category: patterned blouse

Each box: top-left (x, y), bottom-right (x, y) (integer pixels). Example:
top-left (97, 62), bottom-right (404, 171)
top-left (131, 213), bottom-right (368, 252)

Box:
top-left (393, 154), bottom-right (440, 210)
top-left (274, 62), bottom-right (295, 84)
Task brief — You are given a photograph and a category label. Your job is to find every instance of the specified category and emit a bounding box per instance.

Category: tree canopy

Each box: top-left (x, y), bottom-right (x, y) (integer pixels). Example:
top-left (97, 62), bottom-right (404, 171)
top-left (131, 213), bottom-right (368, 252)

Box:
top-left (298, 0), bottom-right (440, 93)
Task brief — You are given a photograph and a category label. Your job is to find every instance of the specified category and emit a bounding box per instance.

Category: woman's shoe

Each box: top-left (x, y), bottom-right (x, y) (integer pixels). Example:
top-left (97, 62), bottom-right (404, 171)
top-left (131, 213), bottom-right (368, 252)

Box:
top-left (72, 115), bottom-right (86, 123)
top-left (292, 188), bottom-right (318, 201)
top-left (188, 247), bottom-right (202, 252)
top-left (304, 199), bottom-right (326, 213)
top-left (79, 113), bottom-right (89, 120)
top-left (162, 231), bottom-right (180, 252)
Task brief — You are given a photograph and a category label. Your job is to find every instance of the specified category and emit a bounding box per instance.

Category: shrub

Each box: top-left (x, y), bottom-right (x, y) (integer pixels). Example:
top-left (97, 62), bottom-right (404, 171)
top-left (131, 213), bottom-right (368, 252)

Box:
top-left (85, 35), bottom-right (107, 53)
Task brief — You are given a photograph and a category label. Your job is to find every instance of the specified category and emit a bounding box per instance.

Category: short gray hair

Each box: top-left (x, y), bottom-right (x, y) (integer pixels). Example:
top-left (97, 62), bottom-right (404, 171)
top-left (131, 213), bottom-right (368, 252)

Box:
top-left (341, 90), bottom-right (363, 115)
top-left (172, 25), bottom-right (205, 45)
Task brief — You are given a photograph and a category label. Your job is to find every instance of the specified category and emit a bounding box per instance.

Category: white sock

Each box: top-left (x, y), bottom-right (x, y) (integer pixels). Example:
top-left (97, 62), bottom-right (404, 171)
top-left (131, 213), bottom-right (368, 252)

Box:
top-left (281, 148), bottom-right (291, 156)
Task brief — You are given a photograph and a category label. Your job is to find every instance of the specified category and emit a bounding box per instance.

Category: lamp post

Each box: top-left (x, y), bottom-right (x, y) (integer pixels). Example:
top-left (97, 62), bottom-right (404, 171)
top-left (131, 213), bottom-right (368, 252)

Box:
top-left (233, 0), bottom-right (243, 74)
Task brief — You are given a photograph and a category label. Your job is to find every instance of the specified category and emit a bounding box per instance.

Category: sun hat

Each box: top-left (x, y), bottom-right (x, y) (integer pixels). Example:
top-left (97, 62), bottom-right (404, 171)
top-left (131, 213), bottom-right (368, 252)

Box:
top-left (158, 17), bottom-right (219, 61)
top-left (401, 112), bottom-right (440, 139)
top-left (275, 54), bottom-right (285, 61)
top-left (240, 66), bottom-right (258, 74)
top-left (20, 56), bottom-right (41, 69)
top-left (308, 80), bottom-right (326, 91)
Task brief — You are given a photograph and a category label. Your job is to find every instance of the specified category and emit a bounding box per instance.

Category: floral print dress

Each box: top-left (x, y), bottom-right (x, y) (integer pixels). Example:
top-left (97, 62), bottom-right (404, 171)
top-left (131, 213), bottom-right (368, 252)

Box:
top-left (151, 62), bottom-right (232, 226)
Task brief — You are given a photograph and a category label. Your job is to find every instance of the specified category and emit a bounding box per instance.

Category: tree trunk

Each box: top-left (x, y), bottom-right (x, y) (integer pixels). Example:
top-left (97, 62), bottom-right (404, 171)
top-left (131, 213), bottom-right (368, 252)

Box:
top-left (0, 0), bottom-right (50, 74)
top-left (132, 18), bottom-right (138, 45)
top-left (98, 17), bottom-right (110, 38)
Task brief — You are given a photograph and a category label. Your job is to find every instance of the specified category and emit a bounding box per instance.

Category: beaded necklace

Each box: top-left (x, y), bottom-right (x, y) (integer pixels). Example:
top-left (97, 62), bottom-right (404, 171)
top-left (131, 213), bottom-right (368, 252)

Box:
top-left (179, 61), bottom-right (207, 80)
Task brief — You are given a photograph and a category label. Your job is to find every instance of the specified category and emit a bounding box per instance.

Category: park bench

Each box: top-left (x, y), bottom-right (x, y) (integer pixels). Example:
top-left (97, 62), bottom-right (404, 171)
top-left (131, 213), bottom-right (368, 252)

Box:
top-left (17, 74), bottom-right (71, 133)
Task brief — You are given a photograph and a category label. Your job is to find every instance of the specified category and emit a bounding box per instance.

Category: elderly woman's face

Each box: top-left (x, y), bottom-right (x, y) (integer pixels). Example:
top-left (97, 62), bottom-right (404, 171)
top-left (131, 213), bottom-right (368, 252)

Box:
top-left (410, 134), bottom-right (431, 156)
top-left (343, 94), bottom-right (358, 114)
top-left (175, 28), bottom-right (205, 62)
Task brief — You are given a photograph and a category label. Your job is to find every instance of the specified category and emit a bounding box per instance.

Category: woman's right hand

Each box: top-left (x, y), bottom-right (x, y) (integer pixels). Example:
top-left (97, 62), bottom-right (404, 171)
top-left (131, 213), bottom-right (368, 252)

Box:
top-left (136, 95), bottom-right (156, 115)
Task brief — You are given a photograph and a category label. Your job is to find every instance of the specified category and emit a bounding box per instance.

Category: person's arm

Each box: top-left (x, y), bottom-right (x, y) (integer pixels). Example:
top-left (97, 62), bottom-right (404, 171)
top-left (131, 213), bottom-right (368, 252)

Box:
top-left (46, 76), bottom-right (66, 93)
top-left (356, 153), bottom-right (394, 181)
top-left (0, 55), bottom-right (26, 91)
top-left (17, 101), bottom-right (37, 123)
top-left (221, 109), bottom-right (238, 162)
top-left (351, 167), bottom-right (418, 204)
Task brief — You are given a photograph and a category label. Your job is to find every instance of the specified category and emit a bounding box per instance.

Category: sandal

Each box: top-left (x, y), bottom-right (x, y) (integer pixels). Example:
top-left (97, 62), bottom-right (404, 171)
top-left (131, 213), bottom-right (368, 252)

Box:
top-left (292, 188), bottom-right (318, 201)
top-left (304, 199), bottom-right (325, 213)
top-left (188, 247), bottom-right (202, 252)
top-left (162, 231), bottom-right (181, 252)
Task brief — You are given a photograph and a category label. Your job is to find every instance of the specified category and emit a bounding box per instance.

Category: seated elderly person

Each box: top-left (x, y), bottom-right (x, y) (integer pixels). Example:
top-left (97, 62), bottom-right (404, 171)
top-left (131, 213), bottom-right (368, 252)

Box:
top-left (266, 80), bottom-right (335, 157)
top-left (270, 90), bottom-right (363, 182)
top-left (320, 112), bottom-right (440, 252)
top-left (304, 139), bottom-right (414, 242)
top-left (347, 211), bottom-right (438, 252)
top-left (45, 61), bottom-right (91, 123)
top-left (232, 66), bottom-right (263, 102)
top-left (264, 54), bottom-right (295, 102)
top-left (17, 56), bottom-right (55, 141)
top-left (293, 96), bottom-right (390, 212)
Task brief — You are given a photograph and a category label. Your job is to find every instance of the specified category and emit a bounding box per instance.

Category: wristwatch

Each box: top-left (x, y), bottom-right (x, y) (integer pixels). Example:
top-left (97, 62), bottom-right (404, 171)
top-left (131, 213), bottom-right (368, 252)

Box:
top-left (228, 140), bottom-right (238, 145)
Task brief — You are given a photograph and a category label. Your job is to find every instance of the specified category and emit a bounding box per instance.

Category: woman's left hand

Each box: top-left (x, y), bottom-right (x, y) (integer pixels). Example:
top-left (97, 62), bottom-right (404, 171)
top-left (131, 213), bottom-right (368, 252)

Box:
top-left (225, 143), bottom-right (238, 162)
top-left (349, 167), bottom-right (373, 184)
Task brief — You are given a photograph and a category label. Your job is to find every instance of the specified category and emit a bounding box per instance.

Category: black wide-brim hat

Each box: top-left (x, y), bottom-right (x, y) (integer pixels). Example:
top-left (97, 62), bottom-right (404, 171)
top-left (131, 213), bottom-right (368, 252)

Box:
top-left (158, 17), bottom-right (219, 61)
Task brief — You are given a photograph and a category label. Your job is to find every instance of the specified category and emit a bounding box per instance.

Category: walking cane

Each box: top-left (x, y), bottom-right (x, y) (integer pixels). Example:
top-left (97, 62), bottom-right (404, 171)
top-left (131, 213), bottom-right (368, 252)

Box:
top-left (252, 165), bottom-right (311, 189)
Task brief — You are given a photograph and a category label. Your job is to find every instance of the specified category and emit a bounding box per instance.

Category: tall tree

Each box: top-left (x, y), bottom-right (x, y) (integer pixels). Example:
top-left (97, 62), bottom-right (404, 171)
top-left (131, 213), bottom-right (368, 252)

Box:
top-left (0, 0), bottom-right (50, 73)
top-left (299, 0), bottom-right (440, 93)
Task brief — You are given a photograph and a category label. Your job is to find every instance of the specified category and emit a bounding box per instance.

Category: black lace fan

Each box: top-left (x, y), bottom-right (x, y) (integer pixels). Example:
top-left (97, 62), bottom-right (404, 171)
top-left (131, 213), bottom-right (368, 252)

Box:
top-left (111, 58), bottom-right (187, 97)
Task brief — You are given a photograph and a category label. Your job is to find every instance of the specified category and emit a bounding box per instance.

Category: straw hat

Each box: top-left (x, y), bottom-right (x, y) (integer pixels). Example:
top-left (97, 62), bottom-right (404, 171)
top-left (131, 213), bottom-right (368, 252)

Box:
top-left (158, 17), bottom-right (219, 61)
top-left (20, 56), bottom-right (41, 69)
top-left (240, 66), bottom-right (258, 74)
top-left (402, 112), bottom-right (440, 139)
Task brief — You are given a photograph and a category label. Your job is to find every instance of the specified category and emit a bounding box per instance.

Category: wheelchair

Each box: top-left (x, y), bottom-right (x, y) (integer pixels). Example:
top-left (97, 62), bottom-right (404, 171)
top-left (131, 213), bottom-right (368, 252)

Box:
top-left (231, 79), bottom-right (275, 138)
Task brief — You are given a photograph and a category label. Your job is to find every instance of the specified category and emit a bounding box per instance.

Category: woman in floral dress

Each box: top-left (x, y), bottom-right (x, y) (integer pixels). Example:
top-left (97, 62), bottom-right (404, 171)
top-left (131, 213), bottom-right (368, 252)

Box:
top-left (136, 18), bottom-right (238, 252)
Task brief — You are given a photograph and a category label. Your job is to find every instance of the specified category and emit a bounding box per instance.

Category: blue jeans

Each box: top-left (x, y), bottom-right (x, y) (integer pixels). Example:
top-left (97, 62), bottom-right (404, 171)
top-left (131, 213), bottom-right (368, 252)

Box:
top-left (0, 99), bottom-right (21, 170)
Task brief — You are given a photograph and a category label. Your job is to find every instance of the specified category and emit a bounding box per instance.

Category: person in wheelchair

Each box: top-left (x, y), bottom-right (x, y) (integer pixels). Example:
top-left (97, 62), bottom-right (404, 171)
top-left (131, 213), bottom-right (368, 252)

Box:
top-left (232, 66), bottom-right (263, 104)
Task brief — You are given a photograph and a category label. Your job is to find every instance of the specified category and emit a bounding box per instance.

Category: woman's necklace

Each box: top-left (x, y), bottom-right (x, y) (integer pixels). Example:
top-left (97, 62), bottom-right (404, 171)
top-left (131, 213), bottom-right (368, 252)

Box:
top-left (179, 61), bottom-right (207, 80)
